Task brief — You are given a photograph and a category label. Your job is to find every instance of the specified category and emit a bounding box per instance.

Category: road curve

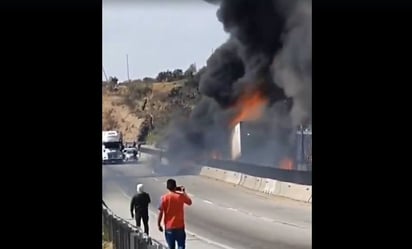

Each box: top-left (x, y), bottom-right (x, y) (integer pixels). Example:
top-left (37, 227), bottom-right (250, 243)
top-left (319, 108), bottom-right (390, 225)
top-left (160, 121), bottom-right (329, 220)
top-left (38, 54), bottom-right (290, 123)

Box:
top-left (103, 156), bottom-right (311, 249)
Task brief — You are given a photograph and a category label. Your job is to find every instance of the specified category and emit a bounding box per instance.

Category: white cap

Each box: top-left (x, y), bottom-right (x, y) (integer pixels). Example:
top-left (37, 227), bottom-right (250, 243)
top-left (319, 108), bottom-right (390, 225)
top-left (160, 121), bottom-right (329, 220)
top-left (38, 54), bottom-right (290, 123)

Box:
top-left (137, 183), bottom-right (144, 193)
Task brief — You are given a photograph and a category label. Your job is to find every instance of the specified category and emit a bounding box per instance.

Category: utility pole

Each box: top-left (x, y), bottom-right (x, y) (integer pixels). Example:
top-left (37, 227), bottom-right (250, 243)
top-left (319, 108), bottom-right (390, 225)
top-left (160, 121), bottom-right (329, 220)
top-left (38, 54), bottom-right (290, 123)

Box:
top-left (102, 66), bottom-right (109, 82)
top-left (126, 54), bottom-right (130, 83)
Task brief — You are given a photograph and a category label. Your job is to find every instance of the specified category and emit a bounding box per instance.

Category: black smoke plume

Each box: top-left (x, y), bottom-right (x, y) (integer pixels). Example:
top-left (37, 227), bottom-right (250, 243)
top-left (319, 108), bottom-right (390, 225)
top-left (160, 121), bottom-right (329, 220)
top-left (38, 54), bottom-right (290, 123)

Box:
top-left (165, 0), bottom-right (311, 167)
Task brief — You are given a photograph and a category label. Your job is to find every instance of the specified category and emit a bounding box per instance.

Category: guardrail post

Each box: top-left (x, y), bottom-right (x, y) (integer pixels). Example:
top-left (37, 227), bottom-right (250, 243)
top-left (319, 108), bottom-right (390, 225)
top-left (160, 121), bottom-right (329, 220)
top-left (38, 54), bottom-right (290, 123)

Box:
top-left (118, 219), bottom-right (123, 249)
top-left (129, 232), bottom-right (135, 249)
top-left (134, 232), bottom-right (140, 249)
top-left (129, 230), bottom-right (141, 249)
top-left (122, 221), bottom-right (130, 249)
top-left (108, 212), bottom-right (113, 242)
top-left (119, 218), bottom-right (126, 249)
top-left (114, 217), bottom-right (120, 249)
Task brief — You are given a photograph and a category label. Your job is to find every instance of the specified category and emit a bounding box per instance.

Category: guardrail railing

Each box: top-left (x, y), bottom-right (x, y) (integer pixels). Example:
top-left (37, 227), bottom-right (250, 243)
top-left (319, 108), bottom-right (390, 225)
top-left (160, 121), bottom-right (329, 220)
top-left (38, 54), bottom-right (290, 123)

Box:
top-left (102, 201), bottom-right (167, 249)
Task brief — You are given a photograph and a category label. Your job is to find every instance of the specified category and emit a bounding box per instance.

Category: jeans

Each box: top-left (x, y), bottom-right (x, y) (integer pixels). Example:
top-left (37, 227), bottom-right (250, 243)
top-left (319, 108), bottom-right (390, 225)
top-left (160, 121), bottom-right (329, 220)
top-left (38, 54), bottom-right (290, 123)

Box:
top-left (135, 213), bottom-right (149, 235)
top-left (164, 228), bottom-right (186, 249)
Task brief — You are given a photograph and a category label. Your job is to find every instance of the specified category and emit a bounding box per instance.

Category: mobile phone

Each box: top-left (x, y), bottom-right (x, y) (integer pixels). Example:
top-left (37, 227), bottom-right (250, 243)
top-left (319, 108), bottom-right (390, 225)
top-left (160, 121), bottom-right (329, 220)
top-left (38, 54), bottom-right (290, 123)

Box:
top-left (175, 186), bottom-right (184, 191)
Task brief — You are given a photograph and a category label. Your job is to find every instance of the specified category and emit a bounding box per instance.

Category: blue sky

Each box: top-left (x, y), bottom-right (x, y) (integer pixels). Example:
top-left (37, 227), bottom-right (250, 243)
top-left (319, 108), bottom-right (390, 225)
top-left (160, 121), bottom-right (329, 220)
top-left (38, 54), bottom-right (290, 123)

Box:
top-left (103, 0), bottom-right (229, 82)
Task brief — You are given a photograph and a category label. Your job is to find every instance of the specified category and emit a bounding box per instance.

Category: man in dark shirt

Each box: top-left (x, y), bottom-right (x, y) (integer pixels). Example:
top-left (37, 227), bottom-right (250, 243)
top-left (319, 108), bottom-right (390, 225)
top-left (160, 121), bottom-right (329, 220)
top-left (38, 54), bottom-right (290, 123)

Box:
top-left (130, 183), bottom-right (151, 235)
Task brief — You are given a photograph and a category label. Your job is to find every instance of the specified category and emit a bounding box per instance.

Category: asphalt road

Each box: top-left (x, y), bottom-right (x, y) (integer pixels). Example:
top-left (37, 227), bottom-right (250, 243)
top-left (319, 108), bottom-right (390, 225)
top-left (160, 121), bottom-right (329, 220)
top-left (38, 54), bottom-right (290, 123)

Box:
top-left (102, 155), bottom-right (311, 249)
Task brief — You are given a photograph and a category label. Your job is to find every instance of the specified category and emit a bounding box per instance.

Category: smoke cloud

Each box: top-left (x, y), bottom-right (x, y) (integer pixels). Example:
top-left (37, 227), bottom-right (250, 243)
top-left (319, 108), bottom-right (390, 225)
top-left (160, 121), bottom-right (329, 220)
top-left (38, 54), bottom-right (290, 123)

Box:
top-left (271, 0), bottom-right (312, 126)
top-left (165, 0), bottom-right (311, 167)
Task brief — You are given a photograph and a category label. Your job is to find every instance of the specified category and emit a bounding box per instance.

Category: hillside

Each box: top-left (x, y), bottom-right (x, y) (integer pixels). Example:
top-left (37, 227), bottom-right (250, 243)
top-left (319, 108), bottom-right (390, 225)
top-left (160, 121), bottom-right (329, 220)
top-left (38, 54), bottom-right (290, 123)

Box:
top-left (102, 89), bottom-right (143, 142)
top-left (102, 78), bottom-right (201, 143)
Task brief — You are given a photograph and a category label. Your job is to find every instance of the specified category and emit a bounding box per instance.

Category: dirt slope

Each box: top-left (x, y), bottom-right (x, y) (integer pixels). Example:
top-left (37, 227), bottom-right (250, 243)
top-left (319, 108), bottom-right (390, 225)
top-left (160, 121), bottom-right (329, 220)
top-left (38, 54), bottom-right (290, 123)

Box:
top-left (102, 80), bottom-right (200, 143)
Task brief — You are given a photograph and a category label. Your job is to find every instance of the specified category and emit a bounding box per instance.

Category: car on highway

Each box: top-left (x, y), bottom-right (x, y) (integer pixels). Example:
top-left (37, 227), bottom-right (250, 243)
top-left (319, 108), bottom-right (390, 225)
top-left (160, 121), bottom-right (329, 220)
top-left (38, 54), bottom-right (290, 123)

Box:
top-left (122, 147), bottom-right (139, 162)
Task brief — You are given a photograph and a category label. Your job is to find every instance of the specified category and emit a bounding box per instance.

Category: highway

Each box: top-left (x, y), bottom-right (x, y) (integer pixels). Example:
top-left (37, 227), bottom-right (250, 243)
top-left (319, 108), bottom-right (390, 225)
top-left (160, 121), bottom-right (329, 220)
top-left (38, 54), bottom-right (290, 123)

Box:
top-left (102, 154), bottom-right (311, 249)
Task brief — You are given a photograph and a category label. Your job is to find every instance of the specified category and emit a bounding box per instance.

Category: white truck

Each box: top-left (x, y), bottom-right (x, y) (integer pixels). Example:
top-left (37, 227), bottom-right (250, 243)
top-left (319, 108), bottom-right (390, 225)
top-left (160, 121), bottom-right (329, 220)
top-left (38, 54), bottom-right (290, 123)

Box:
top-left (102, 130), bottom-right (124, 164)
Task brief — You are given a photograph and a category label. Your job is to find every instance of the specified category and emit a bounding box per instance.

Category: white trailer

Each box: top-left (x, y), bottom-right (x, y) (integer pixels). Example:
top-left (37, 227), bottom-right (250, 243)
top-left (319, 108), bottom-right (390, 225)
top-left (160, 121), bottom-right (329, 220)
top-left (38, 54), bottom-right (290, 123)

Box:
top-left (102, 130), bottom-right (124, 164)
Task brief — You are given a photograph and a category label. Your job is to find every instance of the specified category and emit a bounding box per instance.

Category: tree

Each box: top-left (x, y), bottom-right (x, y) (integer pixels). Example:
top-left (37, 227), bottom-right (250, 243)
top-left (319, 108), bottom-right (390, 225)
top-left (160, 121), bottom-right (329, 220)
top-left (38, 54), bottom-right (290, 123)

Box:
top-left (143, 77), bottom-right (156, 83)
top-left (156, 72), bottom-right (166, 82)
top-left (109, 76), bottom-right (118, 85)
top-left (165, 70), bottom-right (173, 81)
top-left (172, 69), bottom-right (183, 80)
top-left (184, 63), bottom-right (197, 78)
top-left (185, 66), bottom-right (206, 88)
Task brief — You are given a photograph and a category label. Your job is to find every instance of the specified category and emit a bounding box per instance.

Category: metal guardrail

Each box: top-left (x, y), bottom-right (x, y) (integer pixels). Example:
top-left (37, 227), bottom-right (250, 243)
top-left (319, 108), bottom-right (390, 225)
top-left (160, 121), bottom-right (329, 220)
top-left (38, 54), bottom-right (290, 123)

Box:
top-left (102, 201), bottom-right (167, 249)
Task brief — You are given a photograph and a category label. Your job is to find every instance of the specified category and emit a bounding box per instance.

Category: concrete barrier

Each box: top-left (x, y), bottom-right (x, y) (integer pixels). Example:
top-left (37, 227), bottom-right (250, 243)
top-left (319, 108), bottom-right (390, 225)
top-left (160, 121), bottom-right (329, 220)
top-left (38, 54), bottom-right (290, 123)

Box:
top-left (200, 167), bottom-right (242, 185)
top-left (199, 166), bottom-right (215, 178)
top-left (269, 180), bottom-right (282, 196)
top-left (141, 149), bottom-right (312, 202)
top-left (222, 170), bottom-right (243, 185)
top-left (260, 178), bottom-right (281, 195)
top-left (259, 178), bottom-right (271, 193)
top-left (239, 174), bottom-right (262, 191)
top-left (278, 182), bottom-right (312, 202)
top-left (255, 177), bottom-right (263, 191)
top-left (199, 167), bottom-right (226, 181)
top-left (199, 166), bottom-right (311, 203)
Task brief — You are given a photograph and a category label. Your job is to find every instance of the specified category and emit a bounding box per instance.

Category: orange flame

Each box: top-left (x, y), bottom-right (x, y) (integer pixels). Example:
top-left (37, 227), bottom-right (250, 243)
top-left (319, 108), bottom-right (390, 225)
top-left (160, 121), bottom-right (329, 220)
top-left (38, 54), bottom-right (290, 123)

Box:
top-left (279, 158), bottom-right (293, 170)
top-left (229, 90), bottom-right (268, 128)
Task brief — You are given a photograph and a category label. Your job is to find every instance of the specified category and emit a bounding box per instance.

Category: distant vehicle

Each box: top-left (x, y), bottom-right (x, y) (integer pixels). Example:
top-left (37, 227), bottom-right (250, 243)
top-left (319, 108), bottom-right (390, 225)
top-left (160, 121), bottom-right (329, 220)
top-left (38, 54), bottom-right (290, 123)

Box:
top-left (102, 130), bottom-right (124, 164)
top-left (122, 147), bottom-right (139, 162)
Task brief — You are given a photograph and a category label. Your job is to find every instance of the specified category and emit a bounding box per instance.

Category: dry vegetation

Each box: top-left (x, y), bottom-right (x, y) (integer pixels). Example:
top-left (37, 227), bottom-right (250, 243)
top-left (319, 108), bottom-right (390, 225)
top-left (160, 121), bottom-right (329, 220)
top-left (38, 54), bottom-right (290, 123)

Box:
top-left (102, 241), bottom-right (113, 249)
top-left (102, 76), bottom-right (202, 143)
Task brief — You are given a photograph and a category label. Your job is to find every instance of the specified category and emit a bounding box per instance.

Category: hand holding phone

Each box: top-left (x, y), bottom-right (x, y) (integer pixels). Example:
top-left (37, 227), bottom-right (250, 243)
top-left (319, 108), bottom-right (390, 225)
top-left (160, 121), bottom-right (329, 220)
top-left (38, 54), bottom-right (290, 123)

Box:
top-left (175, 186), bottom-right (185, 192)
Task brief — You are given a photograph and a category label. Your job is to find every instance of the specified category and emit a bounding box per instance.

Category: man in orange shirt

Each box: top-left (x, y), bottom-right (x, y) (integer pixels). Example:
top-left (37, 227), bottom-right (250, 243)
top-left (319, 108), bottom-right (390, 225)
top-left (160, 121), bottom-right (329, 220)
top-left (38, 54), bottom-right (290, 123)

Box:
top-left (157, 178), bottom-right (192, 249)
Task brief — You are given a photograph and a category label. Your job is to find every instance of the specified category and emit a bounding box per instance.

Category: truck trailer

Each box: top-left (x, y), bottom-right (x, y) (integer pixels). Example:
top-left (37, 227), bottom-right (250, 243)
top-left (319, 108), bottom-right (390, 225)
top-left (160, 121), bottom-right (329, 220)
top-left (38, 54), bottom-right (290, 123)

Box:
top-left (102, 130), bottom-right (124, 164)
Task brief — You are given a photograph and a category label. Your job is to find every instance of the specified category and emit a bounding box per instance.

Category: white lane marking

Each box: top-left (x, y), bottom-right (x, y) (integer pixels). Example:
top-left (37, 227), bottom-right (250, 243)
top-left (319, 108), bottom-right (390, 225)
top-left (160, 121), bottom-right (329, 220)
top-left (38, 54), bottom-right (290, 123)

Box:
top-left (183, 229), bottom-right (237, 249)
top-left (198, 199), bottom-right (307, 229)
top-left (118, 187), bottom-right (236, 249)
top-left (119, 188), bottom-right (131, 199)
top-left (226, 207), bottom-right (238, 212)
top-left (153, 178), bottom-right (159, 181)
top-left (259, 216), bottom-right (273, 222)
